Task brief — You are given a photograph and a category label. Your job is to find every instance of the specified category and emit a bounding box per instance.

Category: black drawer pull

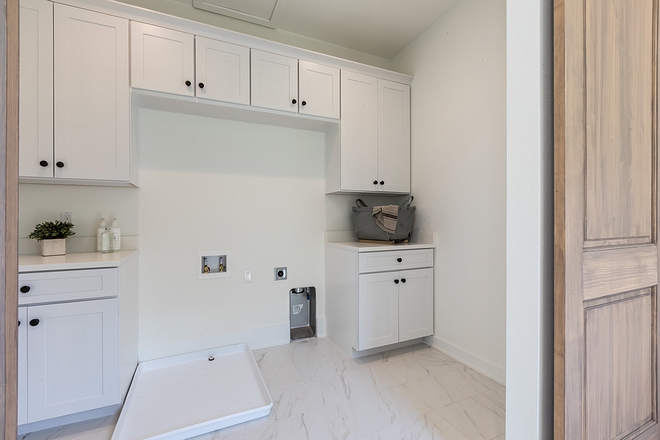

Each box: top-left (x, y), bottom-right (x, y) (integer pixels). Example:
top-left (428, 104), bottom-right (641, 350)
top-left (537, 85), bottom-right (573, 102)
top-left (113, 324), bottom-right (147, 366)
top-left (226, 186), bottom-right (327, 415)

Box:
top-left (397, 258), bottom-right (402, 263)
top-left (394, 279), bottom-right (399, 284)
top-left (29, 319), bottom-right (40, 327)
top-left (20, 286), bottom-right (30, 294)
top-left (401, 278), bottom-right (407, 283)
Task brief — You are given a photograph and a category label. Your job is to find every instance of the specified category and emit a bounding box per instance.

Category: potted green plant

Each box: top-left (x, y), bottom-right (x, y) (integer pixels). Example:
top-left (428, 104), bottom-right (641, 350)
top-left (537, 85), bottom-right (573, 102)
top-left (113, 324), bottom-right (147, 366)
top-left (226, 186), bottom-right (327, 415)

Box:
top-left (28, 220), bottom-right (75, 256)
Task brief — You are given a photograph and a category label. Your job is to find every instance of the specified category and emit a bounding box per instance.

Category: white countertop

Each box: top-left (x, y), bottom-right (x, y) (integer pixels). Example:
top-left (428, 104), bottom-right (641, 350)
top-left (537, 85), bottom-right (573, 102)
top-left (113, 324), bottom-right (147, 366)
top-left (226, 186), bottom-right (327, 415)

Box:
top-left (19, 250), bottom-right (139, 272)
top-left (325, 231), bottom-right (436, 252)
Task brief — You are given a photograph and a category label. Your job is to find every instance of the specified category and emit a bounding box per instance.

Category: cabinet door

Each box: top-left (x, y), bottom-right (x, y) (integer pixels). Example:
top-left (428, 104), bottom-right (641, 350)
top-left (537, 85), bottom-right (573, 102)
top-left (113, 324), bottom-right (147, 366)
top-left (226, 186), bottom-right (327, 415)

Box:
top-left (299, 60), bottom-right (339, 119)
top-left (18, 307), bottom-right (27, 426)
top-left (398, 268), bottom-right (433, 342)
top-left (358, 272), bottom-right (399, 350)
top-left (19, 0), bottom-right (53, 178)
top-left (54, 5), bottom-right (129, 181)
top-left (131, 22), bottom-right (194, 97)
top-left (377, 79), bottom-right (410, 194)
top-left (251, 49), bottom-right (298, 113)
top-left (196, 36), bottom-right (250, 105)
top-left (26, 298), bottom-right (120, 423)
top-left (340, 70), bottom-right (378, 192)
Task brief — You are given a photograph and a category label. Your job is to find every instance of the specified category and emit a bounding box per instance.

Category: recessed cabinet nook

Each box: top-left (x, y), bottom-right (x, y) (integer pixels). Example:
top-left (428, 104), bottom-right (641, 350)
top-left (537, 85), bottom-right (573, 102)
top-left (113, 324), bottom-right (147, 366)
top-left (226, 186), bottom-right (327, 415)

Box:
top-left (16, 0), bottom-right (419, 431)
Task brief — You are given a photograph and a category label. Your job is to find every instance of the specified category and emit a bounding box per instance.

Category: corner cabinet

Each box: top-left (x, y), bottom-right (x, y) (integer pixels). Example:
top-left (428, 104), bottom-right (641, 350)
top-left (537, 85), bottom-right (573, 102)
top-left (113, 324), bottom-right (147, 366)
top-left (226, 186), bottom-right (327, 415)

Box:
top-left (19, 1), bottom-right (132, 184)
top-left (326, 243), bottom-right (433, 357)
top-left (326, 71), bottom-right (410, 194)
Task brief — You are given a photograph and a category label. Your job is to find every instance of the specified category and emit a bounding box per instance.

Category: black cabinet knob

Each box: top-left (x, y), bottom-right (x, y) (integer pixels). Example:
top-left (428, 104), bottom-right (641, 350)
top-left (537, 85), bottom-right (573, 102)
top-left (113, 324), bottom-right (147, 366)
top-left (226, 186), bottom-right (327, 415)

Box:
top-left (394, 279), bottom-right (399, 284)
top-left (198, 82), bottom-right (205, 89)
top-left (185, 80), bottom-right (192, 87)
top-left (380, 181), bottom-right (385, 185)
top-left (29, 319), bottom-right (39, 327)
top-left (301, 101), bottom-right (307, 106)
top-left (56, 161), bottom-right (64, 168)
top-left (39, 160), bottom-right (49, 167)
top-left (20, 286), bottom-right (30, 294)
top-left (292, 99), bottom-right (297, 104)
top-left (401, 278), bottom-right (407, 283)
top-left (397, 258), bottom-right (402, 263)
top-left (373, 180), bottom-right (378, 185)
top-left (18, 321), bottom-right (20, 327)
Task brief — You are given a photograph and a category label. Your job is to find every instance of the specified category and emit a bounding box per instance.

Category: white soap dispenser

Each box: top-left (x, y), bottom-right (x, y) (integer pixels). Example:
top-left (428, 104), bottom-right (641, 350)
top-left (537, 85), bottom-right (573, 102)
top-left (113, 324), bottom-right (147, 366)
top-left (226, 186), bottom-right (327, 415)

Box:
top-left (96, 218), bottom-right (106, 252)
top-left (111, 218), bottom-right (121, 251)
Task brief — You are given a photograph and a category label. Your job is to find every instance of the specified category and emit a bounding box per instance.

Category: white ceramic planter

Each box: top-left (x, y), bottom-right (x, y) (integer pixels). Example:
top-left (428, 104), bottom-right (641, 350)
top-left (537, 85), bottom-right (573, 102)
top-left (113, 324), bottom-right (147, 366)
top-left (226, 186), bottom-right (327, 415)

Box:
top-left (40, 238), bottom-right (66, 257)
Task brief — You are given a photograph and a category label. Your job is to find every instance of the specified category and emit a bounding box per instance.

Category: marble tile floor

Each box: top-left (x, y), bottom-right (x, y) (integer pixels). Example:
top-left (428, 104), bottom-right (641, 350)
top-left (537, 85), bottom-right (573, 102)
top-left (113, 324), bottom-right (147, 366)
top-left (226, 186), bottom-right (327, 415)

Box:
top-left (21, 338), bottom-right (505, 440)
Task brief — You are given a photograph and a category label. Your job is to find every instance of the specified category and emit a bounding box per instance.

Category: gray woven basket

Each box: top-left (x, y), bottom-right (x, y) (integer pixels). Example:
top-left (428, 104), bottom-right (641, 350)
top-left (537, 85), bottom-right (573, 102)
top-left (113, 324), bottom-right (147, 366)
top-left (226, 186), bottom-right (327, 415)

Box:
top-left (351, 197), bottom-right (415, 242)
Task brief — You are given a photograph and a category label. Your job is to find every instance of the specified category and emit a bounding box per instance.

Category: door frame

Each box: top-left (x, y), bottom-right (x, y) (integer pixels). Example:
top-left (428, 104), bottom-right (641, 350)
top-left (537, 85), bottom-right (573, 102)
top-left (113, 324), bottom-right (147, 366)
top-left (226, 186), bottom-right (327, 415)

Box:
top-left (1, 0), bottom-right (20, 437)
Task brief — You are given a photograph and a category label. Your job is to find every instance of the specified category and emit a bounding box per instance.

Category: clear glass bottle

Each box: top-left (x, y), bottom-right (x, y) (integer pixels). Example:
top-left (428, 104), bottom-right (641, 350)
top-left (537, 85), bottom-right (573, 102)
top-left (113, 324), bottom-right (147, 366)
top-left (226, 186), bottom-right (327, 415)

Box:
top-left (101, 228), bottom-right (114, 253)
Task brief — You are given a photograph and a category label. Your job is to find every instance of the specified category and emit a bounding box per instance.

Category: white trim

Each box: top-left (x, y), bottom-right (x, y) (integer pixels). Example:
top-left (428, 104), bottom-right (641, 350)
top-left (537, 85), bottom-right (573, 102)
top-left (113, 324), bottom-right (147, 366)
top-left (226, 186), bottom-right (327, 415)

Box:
top-left (428, 336), bottom-right (506, 385)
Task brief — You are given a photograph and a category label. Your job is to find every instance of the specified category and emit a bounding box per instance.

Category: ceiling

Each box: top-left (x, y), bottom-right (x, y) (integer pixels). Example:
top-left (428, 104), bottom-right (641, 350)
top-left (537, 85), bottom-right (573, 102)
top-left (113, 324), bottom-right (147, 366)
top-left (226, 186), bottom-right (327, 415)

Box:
top-left (122, 0), bottom-right (461, 59)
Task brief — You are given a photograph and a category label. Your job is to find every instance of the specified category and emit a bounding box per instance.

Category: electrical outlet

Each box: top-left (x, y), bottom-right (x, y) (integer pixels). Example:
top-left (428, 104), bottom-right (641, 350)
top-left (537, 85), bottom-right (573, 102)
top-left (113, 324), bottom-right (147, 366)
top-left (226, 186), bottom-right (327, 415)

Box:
top-left (274, 267), bottom-right (287, 281)
top-left (60, 212), bottom-right (73, 223)
top-left (244, 270), bottom-right (252, 283)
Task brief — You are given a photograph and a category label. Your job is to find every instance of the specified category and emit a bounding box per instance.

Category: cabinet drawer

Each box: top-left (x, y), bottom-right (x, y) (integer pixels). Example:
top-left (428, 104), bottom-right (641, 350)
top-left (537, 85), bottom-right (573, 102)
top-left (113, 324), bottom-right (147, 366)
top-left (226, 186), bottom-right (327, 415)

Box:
top-left (18, 268), bottom-right (119, 305)
top-left (359, 249), bottom-right (433, 274)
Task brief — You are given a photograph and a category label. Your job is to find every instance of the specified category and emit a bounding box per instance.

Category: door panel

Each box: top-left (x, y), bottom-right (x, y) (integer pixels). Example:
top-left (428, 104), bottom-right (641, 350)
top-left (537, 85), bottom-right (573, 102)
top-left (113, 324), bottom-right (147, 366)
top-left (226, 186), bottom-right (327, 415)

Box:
top-left (358, 272), bottom-right (398, 350)
top-left (585, 291), bottom-right (655, 440)
top-left (398, 268), bottom-right (433, 342)
top-left (555, 0), bottom-right (660, 438)
top-left (195, 36), bottom-right (249, 105)
top-left (250, 49), bottom-right (298, 113)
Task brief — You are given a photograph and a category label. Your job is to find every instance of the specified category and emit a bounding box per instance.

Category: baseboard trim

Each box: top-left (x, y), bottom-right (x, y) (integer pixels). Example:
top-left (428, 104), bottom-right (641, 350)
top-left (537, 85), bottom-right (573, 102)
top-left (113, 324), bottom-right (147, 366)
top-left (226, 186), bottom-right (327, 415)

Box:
top-left (428, 336), bottom-right (506, 385)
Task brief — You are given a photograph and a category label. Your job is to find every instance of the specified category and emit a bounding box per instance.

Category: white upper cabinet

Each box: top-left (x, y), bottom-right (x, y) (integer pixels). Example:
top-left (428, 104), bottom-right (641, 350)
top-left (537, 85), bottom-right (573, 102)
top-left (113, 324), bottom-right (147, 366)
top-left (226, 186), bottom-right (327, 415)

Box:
top-left (378, 79), bottom-right (411, 194)
top-left (131, 22), bottom-right (195, 97)
top-left (251, 49), bottom-right (299, 113)
top-left (19, 0), bottom-right (53, 179)
top-left (196, 36), bottom-right (250, 105)
top-left (131, 22), bottom-right (250, 105)
top-left (298, 60), bottom-right (340, 119)
top-left (251, 51), bottom-right (339, 118)
top-left (54, 4), bottom-right (130, 181)
top-left (340, 70), bottom-right (379, 192)
top-left (330, 70), bottom-right (410, 194)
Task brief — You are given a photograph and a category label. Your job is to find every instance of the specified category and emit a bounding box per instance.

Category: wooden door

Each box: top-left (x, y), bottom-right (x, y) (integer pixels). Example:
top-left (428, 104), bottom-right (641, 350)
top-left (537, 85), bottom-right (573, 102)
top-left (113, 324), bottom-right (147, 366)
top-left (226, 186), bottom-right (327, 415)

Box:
top-left (195, 36), bottom-right (250, 105)
top-left (555, 0), bottom-right (660, 439)
top-left (250, 49), bottom-right (298, 113)
top-left (298, 60), bottom-right (340, 119)
top-left (377, 79), bottom-right (410, 194)
top-left (130, 22), bottom-right (194, 97)
top-left (358, 271), bottom-right (399, 350)
top-left (26, 299), bottom-right (120, 423)
top-left (54, 4), bottom-right (129, 181)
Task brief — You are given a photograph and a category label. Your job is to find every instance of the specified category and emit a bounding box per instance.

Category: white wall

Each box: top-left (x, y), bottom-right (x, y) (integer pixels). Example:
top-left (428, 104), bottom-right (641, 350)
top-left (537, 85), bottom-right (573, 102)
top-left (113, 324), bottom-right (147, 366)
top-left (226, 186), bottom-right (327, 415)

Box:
top-left (391, 0), bottom-right (507, 383)
top-left (135, 108), bottom-right (329, 360)
top-left (506, 0), bottom-right (555, 438)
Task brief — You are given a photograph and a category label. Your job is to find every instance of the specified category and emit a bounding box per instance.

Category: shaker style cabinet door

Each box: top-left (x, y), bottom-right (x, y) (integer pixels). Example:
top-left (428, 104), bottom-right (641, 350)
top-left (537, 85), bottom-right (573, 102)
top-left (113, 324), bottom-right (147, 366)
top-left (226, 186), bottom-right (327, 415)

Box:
top-left (340, 70), bottom-right (379, 192)
top-left (26, 299), bottom-right (120, 423)
top-left (251, 49), bottom-right (298, 113)
top-left (398, 268), bottom-right (433, 342)
top-left (18, 307), bottom-right (28, 426)
top-left (298, 60), bottom-right (339, 119)
top-left (54, 5), bottom-right (130, 181)
top-left (19, 0), bottom-right (53, 178)
top-left (130, 22), bottom-right (195, 97)
top-left (377, 79), bottom-right (410, 194)
top-left (358, 272), bottom-right (399, 350)
top-left (195, 36), bottom-right (250, 105)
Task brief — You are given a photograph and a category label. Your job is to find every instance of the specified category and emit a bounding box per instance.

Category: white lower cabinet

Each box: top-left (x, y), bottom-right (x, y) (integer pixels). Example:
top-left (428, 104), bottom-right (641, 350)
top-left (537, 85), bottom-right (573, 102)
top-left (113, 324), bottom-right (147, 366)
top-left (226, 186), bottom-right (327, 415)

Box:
top-left (358, 268), bottom-right (433, 351)
top-left (17, 267), bottom-right (124, 426)
top-left (326, 244), bottom-right (434, 356)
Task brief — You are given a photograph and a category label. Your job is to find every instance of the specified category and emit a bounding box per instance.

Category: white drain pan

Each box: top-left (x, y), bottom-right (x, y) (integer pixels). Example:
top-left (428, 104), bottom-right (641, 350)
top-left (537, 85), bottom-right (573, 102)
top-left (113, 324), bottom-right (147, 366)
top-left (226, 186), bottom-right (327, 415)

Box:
top-left (111, 343), bottom-right (272, 440)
